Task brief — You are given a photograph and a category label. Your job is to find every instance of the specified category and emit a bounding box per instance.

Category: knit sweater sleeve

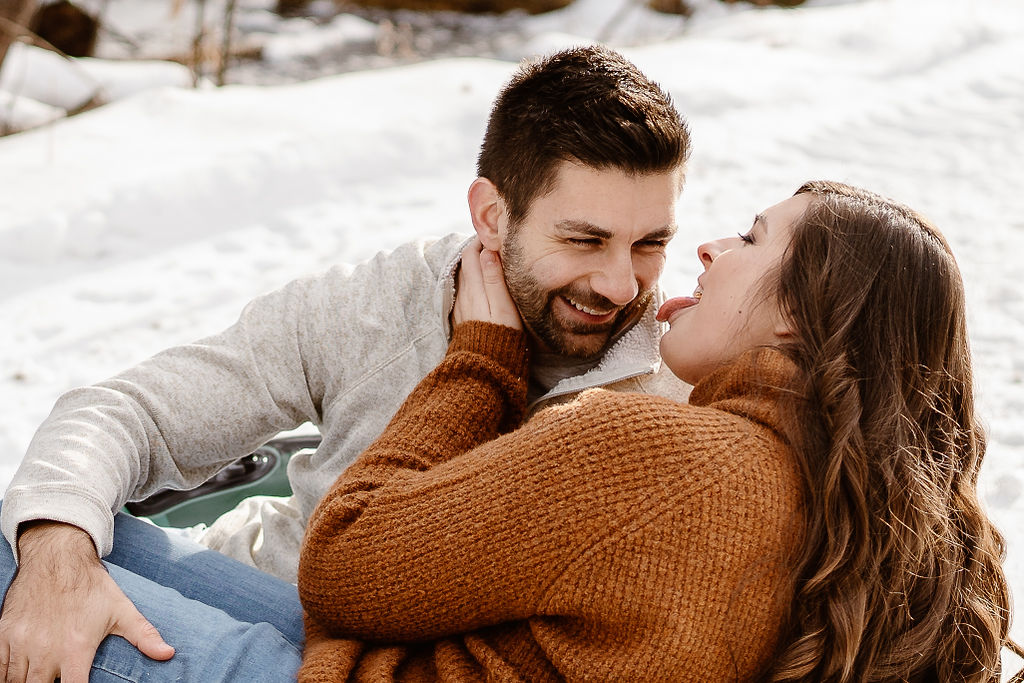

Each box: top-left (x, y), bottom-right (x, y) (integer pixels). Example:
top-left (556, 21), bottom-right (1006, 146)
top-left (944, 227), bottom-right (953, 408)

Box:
top-left (298, 321), bottom-right (531, 632)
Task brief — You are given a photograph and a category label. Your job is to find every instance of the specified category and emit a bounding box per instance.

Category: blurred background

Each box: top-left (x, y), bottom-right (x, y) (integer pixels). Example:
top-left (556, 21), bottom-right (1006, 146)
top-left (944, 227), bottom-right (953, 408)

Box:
top-left (1, 0), bottom-right (786, 107)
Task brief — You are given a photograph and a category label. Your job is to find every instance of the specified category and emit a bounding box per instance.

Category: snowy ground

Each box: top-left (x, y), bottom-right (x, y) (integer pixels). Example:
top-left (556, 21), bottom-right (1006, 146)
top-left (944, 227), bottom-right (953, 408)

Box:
top-left (2, 0), bottom-right (1024, 668)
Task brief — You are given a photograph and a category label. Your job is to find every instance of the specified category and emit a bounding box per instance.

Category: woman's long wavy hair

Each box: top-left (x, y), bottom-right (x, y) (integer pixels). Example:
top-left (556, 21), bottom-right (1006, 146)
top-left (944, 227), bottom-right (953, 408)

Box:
top-left (763, 181), bottom-right (1011, 681)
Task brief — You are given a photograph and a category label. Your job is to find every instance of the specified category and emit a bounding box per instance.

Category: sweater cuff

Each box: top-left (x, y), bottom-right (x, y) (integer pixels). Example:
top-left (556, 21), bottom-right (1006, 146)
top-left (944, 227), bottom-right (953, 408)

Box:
top-left (449, 321), bottom-right (529, 380)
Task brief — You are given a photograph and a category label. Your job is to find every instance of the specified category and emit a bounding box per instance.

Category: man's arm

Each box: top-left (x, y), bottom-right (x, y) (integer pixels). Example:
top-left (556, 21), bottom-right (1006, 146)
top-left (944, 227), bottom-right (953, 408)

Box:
top-left (2, 234), bottom-right (466, 567)
top-left (0, 272), bottom-right (329, 682)
top-left (1, 271), bottom-right (331, 563)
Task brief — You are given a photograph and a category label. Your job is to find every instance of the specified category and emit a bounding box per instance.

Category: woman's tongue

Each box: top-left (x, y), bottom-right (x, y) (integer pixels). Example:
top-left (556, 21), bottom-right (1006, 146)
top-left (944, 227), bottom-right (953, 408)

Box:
top-left (656, 296), bottom-right (699, 322)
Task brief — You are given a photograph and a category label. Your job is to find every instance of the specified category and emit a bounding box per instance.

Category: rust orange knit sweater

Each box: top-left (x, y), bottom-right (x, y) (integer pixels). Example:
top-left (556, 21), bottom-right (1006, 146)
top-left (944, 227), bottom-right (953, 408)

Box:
top-left (298, 322), bottom-right (804, 682)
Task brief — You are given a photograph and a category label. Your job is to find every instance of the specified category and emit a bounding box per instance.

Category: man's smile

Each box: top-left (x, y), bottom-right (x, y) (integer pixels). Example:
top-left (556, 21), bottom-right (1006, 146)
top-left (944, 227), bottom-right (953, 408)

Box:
top-left (559, 295), bottom-right (619, 324)
top-left (561, 296), bottom-right (614, 321)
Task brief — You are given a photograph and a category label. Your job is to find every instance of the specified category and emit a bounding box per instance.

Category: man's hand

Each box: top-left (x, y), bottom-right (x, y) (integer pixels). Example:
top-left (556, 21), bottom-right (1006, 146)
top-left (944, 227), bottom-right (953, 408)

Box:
top-left (454, 240), bottom-right (522, 330)
top-left (0, 522), bottom-right (174, 683)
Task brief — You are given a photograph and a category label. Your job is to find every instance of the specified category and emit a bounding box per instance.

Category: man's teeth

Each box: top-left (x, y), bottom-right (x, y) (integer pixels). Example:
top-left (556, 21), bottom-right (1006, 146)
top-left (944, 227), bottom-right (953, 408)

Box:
top-left (568, 298), bottom-right (610, 316)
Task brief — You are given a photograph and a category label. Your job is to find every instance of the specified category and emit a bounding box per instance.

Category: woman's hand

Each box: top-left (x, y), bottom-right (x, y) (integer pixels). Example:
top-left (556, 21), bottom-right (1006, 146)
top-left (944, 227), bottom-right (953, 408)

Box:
top-left (453, 240), bottom-right (522, 330)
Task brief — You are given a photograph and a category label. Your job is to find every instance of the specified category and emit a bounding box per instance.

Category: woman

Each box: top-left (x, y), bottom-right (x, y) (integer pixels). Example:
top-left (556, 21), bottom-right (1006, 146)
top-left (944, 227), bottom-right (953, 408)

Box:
top-left (297, 181), bottom-right (1010, 681)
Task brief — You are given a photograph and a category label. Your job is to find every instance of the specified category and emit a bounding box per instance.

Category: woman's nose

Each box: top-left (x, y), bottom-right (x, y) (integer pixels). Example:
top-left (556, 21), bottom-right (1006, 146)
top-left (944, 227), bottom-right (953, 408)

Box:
top-left (697, 240), bottom-right (722, 269)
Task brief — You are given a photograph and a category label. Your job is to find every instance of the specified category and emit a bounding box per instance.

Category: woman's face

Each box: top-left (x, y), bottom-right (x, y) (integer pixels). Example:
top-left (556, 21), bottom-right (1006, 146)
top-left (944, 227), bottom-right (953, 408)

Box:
top-left (657, 194), bottom-right (811, 385)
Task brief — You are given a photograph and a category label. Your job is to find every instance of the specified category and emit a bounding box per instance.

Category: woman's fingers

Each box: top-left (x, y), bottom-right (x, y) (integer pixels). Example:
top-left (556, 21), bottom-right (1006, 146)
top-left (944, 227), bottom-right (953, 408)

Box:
top-left (454, 240), bottom-right (486, 326)
top-left (478, 249), bottom-right (522, 330)
top-left (453, 240), bottom-right (522, 330)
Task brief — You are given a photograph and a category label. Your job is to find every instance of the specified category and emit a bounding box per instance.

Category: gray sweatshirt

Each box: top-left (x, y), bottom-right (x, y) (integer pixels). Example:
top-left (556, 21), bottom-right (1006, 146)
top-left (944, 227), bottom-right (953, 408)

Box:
top-left (2, 233), bottom-right (689, 582)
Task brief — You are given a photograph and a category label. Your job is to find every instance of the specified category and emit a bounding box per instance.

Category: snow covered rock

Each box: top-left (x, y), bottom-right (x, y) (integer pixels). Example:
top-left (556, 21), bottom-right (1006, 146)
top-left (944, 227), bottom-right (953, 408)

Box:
top-left (0, 89), bottom-right (65, 134)
top-left (0, 42), bottom-right (194, 134)
top-left (0, 42), bottom-right (98, 112)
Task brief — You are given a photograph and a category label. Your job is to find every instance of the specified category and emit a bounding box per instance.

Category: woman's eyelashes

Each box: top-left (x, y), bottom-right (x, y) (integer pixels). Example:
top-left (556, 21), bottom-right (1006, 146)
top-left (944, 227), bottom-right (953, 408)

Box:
top-left (738, 231), bottom-right (755, 245)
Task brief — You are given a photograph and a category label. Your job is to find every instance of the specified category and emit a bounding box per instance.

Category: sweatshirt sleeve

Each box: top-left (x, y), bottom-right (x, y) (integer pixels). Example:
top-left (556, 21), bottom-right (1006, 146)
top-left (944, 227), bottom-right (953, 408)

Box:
top-left (0, 225), bottom-right (473, 563)
top-left (0, 271), bottom-right (331, 560)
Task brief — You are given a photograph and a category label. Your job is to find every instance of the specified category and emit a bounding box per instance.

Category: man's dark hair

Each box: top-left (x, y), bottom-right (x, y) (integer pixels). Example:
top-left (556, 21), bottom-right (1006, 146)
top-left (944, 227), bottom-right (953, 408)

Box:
top-left (476, 45), bottom-right (691, 227)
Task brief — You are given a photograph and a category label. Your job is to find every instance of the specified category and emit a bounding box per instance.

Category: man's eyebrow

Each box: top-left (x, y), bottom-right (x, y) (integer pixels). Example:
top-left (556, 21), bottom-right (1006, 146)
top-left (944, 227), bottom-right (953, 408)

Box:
top-left (644, 225), bottom-right (678, 241)
top-left (554, 220), bottom-right (613, 239)
top-left (554, 220), bottom-right (678, 241)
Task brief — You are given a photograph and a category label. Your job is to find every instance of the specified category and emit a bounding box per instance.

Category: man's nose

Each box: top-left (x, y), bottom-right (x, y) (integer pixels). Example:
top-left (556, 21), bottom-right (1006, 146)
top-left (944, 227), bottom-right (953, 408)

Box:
top-left (591, 251), bottom-right (639, 306)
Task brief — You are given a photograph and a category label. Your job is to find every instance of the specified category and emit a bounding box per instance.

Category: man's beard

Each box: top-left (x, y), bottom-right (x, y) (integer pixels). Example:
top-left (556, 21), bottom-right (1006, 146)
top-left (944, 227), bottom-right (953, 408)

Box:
top-left (501, 235), bottom-right (652, 360)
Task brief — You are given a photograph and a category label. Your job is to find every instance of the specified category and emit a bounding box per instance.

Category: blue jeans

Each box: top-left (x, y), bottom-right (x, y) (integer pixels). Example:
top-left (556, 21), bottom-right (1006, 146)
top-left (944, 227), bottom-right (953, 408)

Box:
top-left (0, 507), bottom-right (303, 681)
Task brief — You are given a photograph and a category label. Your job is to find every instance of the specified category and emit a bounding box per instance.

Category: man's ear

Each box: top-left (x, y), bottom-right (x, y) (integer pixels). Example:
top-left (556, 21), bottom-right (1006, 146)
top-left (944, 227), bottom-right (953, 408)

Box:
top-left (467, 177), bottom-right (503, 251)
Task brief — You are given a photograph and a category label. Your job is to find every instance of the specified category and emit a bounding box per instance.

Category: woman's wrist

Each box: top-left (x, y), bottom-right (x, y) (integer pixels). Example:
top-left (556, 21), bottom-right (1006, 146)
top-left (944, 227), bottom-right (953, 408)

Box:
top-left (449, 321), bottom-right (528, 379)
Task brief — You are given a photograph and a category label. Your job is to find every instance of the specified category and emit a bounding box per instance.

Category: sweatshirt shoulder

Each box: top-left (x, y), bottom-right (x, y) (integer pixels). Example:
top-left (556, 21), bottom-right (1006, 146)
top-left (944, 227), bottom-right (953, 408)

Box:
top-left (310, 233), bottom-right (467, 292)
top-left (280, 233), bottom-right (468, 331)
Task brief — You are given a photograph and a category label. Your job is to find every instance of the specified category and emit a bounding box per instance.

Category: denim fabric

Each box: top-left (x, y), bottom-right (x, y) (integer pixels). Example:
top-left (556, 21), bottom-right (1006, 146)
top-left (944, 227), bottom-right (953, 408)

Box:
top-left (0, 507), bottom-right (303, 682)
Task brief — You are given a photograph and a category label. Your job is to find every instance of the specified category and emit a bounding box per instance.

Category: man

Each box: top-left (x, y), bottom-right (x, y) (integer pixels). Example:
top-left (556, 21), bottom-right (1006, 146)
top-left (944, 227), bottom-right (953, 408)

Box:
top-left (0, 45), bottom-right (691, 680)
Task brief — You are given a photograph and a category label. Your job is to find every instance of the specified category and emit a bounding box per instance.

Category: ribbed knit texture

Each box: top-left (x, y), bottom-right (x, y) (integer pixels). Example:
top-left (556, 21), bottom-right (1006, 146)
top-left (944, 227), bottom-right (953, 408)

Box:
top-left (298, 322), bottom-right (804, 682)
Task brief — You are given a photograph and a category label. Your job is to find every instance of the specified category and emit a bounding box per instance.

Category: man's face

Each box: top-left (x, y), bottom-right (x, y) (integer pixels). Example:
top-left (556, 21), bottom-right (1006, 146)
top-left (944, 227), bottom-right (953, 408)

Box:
top-left (499, 161), bottom-right (683, 359)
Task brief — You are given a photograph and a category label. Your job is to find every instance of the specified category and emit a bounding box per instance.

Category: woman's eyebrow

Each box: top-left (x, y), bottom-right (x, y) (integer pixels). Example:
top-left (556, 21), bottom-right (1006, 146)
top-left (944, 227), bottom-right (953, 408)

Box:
top-left (754, 213), bottom-right (768, 232)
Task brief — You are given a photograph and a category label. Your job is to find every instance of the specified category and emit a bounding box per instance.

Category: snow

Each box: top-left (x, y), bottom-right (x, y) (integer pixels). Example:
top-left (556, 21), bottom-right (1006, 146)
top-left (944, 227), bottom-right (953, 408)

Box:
top-left (2, 0), bottom-right (1024, 668)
